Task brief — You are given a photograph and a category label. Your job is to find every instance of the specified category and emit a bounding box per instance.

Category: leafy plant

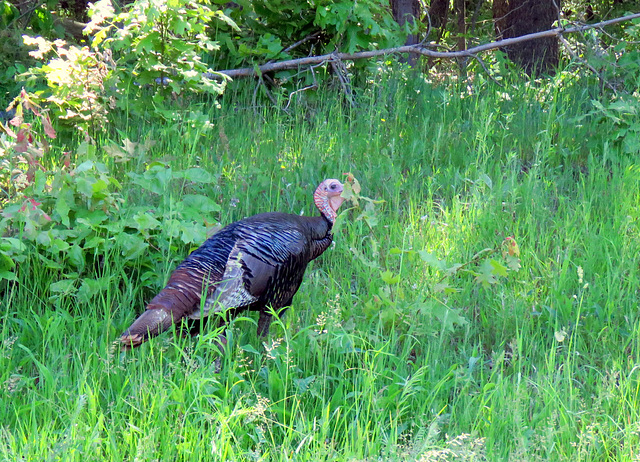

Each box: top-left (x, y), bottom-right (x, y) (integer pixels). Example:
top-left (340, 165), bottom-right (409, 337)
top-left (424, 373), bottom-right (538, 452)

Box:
top-left (0, 89), bottom-right (56, 206)
top-left (90, 0), bottom-right (234, 107)
top-left (211, 0), bottom-right (406, 71)
top-left (0, 99), bottom-right (223, 303)
top-left (21, 35), bottom-right (112, 139)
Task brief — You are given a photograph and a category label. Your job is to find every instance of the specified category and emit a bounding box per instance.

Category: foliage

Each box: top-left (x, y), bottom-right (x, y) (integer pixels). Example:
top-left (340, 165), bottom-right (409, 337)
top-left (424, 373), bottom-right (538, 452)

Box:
top-left (562, 17), bottom-right (640, 158)
top-left (341, 174), bottom-right (521, 336)
top-left (212, 0), bottom-right (406, 69)
top-left (0, 90), bottom-right (57, 205)
top-left (15, 0), bottom-right (236, 134)
top-left (91, 0), bottom-right (232, 108)
top-left (20, 36), bottom-right (112, 139)
top-left (2, 9), bottom-right (640, 462)
top-left (0, 95), bottom-right (223, 300)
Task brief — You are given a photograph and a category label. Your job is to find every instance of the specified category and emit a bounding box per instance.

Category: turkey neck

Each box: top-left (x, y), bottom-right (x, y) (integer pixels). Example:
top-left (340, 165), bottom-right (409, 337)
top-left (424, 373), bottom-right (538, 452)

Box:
top-left (302, 214), bottom-right (334, 260)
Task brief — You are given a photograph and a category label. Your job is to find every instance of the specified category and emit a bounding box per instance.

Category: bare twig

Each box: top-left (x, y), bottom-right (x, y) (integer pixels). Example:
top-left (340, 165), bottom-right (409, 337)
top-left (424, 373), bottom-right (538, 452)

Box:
top-left (282, 31), bottom-right (322, 55)
top-left (329, 55), bottom-right (355, 107)
top-left (558, 35), bottom-right (616, 92)
top-left (284, 84), bottom-right (318, 111)
top-left (204, 12), bottom-right (640, 79)
top-left (472, 54), bottom-right (503, 87)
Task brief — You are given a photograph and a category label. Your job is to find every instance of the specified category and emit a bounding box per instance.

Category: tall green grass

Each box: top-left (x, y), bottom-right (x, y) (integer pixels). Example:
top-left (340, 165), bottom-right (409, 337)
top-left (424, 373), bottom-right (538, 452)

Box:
top-left (2, 70), bottom-right (640, 460)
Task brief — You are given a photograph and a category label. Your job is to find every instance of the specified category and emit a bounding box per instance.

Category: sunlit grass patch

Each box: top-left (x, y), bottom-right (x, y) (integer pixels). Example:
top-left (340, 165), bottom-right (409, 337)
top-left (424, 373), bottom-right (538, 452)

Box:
top-left (2, 72), bottom-right (640, 460)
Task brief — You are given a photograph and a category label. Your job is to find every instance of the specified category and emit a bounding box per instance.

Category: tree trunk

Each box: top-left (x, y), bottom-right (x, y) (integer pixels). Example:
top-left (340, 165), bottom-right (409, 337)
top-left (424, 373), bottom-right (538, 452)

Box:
top-left (492, 0), bottom-right (509, 40)
top-left (390, 0), bottom-right (421, 65)
top-left (454, 0), bottom-right (466, 73)
top-left (496, 0), bottom-right (560, 75)
top-left (428, 0), bottom-right (449, 40)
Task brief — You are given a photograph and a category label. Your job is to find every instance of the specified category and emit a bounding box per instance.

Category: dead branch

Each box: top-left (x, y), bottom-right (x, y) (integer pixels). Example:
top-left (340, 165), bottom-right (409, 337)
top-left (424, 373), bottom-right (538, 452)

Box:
top-left (207, 12), bottom-right (640, 79)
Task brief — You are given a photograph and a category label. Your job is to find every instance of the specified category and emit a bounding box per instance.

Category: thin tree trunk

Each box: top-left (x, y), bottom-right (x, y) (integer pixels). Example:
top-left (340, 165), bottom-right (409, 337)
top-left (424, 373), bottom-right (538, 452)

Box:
top-left (391, 0), bottom-right (421, 65)
top-left (455, 0), bottom-right (467, 74)
top-left (493, 0), bottom-right (509, 40)
top-left (428, 0), bottom-right (449, 41)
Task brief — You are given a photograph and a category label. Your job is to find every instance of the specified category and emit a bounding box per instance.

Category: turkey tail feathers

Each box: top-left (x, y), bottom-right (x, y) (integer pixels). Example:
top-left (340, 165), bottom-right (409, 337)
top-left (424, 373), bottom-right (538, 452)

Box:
top-left (120, 308), bottom-right (174, 349)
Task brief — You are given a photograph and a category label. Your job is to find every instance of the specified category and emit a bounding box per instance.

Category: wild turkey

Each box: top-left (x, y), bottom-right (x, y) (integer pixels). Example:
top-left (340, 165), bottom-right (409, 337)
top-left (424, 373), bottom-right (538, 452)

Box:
top-left (120, 178), bottom-right (345, 348)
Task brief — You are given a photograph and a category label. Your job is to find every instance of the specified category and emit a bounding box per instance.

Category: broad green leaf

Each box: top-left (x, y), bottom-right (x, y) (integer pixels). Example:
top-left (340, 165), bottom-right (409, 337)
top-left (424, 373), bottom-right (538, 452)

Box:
top-left (431, 303), bottom-right (469, 332)
top-left (50, 238), bottom-right (70, 252)
top-left (180, 194), bottom-right (221, 219)
top-left (0, 253), bottom-right (15, 271)
top-left (67, 245), bottom-right (85, 271)
top-left (133, 212), bottom-right (161, 231)
top-left (49, 279), bottom-right (77, 295)
top-left (177, 168), bottom-right (215, 183)
top-left (0, 237), bottom-right (27, 253)
top-left (380, 270), bottom-right (400, 285)
top-left (293, 375), bottom-right (316, 394)
top-left (56, 196), bottom-right (71, 227)
top-left (116, 233), bottom-right (149, 260)
top-left (489, 259), bottom-right (508, 277)
top-left (506, 255), bottom-right (521, 272)
top-left (0, 271), bottom-right (17, 282)
top-left (75, 177), bottom-right (95, 198)
top-left (37, 253), bottom-right (63, 269)
top-left (240, 344), bottom-right (261, 355)
top-left (418, 250), bottom-right (446, 270)
top-left (476, 260), bottom-right (497, 287)
top-left (180, 223), bottom-right (206, 244)
top-left (75, 160), bottom-right (95, 173)
top-left (91, 179), bottom-right (109, 197)
top-left (77, 277), bottom-right (111, 303)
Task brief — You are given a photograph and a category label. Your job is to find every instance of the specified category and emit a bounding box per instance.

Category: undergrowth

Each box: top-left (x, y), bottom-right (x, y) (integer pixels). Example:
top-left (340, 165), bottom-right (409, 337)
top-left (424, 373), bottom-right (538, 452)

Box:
top-left (2, 68), bottom-right (640, 461)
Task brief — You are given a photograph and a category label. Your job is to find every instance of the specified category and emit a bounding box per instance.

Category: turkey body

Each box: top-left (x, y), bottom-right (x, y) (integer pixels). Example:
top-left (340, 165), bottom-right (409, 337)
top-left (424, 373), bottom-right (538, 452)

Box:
top-left (121, 179), bottom-right (344, 348)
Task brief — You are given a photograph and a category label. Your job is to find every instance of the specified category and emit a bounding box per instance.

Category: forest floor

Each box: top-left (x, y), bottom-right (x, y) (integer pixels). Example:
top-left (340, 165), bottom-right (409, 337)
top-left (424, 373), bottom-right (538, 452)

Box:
top-left (2, 70), bottom-right (640, 461)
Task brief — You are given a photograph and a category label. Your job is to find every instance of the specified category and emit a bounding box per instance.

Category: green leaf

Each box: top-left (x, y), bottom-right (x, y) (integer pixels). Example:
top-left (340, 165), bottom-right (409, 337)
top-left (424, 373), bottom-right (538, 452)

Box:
top-left (116, 233), bottom-right (149, 260)
top-left (133, 212), bottom-right (161, 231)
top-left (380, 270), bottom-right (400, 285)
top-left (49, 279), bottom-right (77, 295)
top-left (0, 271), bottom-right (18, 282)
top-left (180, 223), bottom-right (206, 244)
top-left (77, 277), bottom-right (111, 303)
top-left (418, 250), bottom-right (446, 270)
top-left (478, 173), bottom-right (493, 189)
top-left (180, 194), bottom-right (221, 219)
top-left (240, 344), bottom-right (261, 355)
top-left (75, 177), bottom-right (95, 198)
top-left (91, 179), bottom-right (109, 198)
top-left (37, 253), bottom-right (63, 269)
top-left (50, 238), bottom-right (70, 252)
top-left (476, 260), bottom-right (497, 287)
top-left (176, 168), bottom-right (215, 183)
top-left (489, 259), bottom-right (508, 277)
top-left (506, 255), bottom-right (521, 272)
top-left (75, 160), bottom-right (97, 173)
top-left (293, 375), bottom-right (316, 394)
top-left (431, 303), bottom-right (468, 332)
top-left (55, 196), bottom-right (71, 227)
top-left (67, 245), bottom-right (85, 271)
top-left (0, 237), bottom-right (27, 253)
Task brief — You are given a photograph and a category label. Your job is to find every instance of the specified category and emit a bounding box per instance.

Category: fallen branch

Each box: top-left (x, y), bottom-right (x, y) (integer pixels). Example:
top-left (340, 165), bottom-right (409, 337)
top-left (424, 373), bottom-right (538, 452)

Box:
top-left (207, 12), bottom-right (640, 79)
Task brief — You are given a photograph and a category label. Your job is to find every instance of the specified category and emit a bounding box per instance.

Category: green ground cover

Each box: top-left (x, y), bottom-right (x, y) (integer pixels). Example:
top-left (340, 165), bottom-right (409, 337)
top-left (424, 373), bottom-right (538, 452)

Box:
top-left (2, 71), bottom-right (640, 460)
